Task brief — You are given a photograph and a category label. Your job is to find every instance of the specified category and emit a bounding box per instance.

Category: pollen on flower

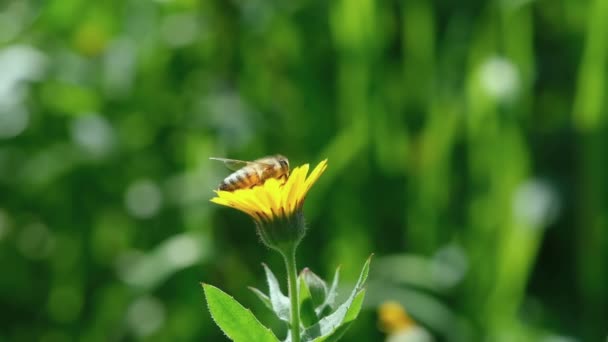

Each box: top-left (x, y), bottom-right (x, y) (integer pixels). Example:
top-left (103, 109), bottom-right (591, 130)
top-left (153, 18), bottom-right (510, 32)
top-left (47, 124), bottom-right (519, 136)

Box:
top-left (210, 159), bottom-right (328, 222)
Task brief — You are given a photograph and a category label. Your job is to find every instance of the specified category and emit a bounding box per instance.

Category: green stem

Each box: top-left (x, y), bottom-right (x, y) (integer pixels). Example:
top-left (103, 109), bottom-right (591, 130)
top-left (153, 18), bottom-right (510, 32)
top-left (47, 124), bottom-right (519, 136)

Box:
top-left (283, 247), bottom-right (301, 342)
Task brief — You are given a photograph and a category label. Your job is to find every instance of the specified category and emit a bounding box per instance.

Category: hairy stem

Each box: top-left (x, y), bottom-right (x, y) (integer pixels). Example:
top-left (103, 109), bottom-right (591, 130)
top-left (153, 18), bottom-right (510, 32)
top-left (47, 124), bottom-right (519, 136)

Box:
top-left (283, 248), bottom-right (301, 342)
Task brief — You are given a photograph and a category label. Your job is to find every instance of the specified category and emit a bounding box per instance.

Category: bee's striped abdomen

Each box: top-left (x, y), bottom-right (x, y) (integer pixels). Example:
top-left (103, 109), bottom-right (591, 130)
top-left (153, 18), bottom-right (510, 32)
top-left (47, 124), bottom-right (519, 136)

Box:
top-left (219, 167), bottom-right (260, 191)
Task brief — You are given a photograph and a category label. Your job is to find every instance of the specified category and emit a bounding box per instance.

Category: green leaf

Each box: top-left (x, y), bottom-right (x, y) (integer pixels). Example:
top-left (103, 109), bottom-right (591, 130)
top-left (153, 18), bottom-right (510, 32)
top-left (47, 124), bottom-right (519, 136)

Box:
top-left (318, 266), bottom-right (341, 316)
top-left (203, 284), bottom-right (279, 342)
top-left (299, 273), bottom-right (319, 327)
top-left (249, 286), bottom-right (273, 311)
top-left (262, 263), bottom-right (291, 322)
top-left (312, 289), bottom-right (366, 342)
top-left (301, 256), bottom-right (371, 342)
top-left (303, 289), bottom-right (367, 342)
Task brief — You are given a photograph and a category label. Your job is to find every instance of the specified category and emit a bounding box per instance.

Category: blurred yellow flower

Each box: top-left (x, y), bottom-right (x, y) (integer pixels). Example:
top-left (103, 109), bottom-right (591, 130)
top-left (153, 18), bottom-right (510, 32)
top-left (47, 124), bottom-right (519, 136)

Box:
top-left (378, 301), bottom-right (434, 342)
top-left (378, 301), bottom-right (415, 334)
top-left (211, 159), bottom-right (328, 223)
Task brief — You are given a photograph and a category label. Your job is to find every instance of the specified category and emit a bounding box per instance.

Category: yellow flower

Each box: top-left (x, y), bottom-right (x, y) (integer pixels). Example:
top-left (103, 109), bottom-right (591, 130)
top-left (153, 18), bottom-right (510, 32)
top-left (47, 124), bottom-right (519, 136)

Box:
top-left (211, 159), bottom-right (327, 222)
top-left (378, 301), bottom-right (434, 342)
top-left (211, 159), bottom-right (328, 253)
top-left (378, 301), bottom-right (415, 334)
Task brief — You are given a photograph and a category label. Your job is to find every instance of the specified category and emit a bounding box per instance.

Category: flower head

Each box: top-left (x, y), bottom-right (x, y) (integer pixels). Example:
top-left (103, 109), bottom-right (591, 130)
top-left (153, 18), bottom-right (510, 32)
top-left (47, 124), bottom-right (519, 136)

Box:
top-left (211, 159), bottom-right (328, 253)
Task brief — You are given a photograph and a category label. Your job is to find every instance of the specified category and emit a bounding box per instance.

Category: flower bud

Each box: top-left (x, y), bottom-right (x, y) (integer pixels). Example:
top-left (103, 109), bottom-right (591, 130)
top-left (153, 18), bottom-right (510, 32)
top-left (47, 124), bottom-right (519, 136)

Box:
top-left (255, 208), bottom-right (306, 254)
top-left (300, 268), bottom-right (328, 307)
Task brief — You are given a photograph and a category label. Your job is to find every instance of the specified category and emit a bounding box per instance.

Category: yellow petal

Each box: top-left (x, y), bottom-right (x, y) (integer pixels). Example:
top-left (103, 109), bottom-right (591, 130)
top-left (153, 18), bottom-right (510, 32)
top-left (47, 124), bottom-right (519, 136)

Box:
top-left (286, 164), bottom-right (308, 212)
top-left (210, 196), bottom-right (230, 206)
top-left (304, 159), bottom-right (327, 194)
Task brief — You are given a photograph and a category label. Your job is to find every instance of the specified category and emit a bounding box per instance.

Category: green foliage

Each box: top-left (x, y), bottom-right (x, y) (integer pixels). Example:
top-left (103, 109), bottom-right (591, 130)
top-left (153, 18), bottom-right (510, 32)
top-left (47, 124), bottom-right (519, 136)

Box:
top-left (244, 258), bottom-right (370, 342)
top-left (203, 284), bottom-right (279, 342)
top-left (300, 269), bottom-right (327, 309)
top-left (298, 274), bottom-right (318, 327)
top-left (248, 286), bottom-right (273, 312)
top-left (299, 266), bottom-right (341, 324)
top-left (301, 257), bottom-right (370, 342)
top-left (1, 0), bottom-right (607, 341)
top-left (260, 263), bottom-right (291, 323)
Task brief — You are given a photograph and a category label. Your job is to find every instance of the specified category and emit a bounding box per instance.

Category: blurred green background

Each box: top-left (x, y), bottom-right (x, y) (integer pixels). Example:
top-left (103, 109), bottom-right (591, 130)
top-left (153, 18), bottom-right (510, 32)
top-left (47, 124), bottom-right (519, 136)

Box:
top-left (1, 0), bottom-right (607, 341)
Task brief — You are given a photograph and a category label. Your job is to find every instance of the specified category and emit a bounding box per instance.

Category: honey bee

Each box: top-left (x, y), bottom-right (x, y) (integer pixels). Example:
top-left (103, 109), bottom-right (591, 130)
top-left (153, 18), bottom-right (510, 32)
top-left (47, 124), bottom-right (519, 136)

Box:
top-left (210, 155), bottom-right (290, 191)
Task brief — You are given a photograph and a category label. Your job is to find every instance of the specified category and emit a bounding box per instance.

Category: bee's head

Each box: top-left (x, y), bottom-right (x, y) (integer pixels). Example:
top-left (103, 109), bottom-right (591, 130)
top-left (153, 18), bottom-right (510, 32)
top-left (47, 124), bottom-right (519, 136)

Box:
top-left (276, 155), bottom-right (290, 175)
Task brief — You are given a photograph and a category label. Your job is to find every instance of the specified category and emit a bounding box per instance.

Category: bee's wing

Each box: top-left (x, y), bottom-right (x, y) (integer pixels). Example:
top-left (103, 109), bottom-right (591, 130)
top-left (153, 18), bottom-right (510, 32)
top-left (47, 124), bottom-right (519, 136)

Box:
top-left (209, 157), bottom-right (251, 171)
top-left (209, 157), bottom-right (273, 171)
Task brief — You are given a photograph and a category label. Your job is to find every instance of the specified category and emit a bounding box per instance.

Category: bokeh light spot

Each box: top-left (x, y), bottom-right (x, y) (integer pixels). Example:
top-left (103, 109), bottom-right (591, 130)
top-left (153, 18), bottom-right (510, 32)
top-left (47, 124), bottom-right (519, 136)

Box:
top-left (161, 13), bottom-right (199, 47)
top-left (512, 179), bottom-right (560, 228)
top-left (126, 296), bottom-right (166, 338)
top-left (124, 179), bottom-right (163, 218)
top-left (0, 106), bottom-right (29, 138)
top-left (70, 114), bottom-right (116, 158)
top-left (17, 222), bottom-right (55, 259)
top-left (165, 234), bottom-right (202, 268)
top-left (0, 44), bottom-right (46, 106)
top-left (47, 285), bottom-right (83, 323)
top-left (431, 244), bottom-right (468, 289)
top-left (479, 57), bottom-right (520, 101)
